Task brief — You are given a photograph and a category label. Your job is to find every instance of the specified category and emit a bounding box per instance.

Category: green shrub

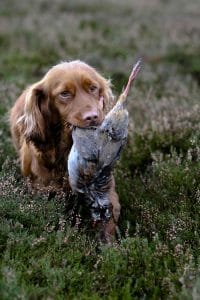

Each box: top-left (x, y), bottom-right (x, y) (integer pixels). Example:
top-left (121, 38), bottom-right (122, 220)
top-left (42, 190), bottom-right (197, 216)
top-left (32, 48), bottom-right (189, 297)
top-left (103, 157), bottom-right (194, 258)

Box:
top-left (0, 0), bottom-right (200, 298)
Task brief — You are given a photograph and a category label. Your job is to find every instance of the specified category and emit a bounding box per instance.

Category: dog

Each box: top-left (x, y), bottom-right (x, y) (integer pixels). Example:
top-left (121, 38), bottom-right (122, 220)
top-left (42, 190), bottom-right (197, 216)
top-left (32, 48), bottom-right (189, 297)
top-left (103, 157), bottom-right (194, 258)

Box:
top-left (10, 60), bottom-right (121, 241)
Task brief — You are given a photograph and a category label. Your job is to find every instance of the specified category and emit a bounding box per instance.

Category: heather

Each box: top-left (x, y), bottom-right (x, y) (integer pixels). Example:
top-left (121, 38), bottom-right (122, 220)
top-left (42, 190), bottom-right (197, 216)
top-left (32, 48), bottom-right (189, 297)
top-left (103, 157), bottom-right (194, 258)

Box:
top-left (0, 0), bottom-right (200, 299)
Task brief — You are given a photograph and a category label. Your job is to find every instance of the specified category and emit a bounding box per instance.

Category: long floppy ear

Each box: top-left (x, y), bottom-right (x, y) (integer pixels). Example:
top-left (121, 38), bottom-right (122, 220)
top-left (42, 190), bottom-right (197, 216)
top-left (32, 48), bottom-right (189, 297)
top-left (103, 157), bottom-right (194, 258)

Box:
top-left (20, 81), bottom-right (58, 146)
top-left (99, 77), bottom-right (115, 114)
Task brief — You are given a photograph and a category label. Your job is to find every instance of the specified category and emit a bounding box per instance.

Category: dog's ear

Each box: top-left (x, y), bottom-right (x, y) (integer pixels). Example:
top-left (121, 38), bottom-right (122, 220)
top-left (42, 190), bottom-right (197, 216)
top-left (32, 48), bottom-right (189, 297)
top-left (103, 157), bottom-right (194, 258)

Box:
top-left (20, 81), bottom-right (58, 146)
top-left (98, 77), bottom-right (115, 114)
top-left (103, 79), bottom-right (115, 113)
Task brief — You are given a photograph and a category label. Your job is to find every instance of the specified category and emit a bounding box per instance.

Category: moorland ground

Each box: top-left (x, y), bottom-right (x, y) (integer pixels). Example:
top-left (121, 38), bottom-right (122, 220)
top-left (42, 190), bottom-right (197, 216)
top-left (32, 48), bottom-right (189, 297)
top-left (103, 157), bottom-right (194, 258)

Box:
top-left (0, 0), bottom-right (200, 299)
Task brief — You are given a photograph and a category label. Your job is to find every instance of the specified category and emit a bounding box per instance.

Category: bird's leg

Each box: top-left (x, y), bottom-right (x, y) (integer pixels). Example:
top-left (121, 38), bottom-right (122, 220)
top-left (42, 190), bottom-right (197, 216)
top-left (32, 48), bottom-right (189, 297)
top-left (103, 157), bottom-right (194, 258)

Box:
top-left (118, 59), bottom-right (142, 104)
top-left (123, 59), bottom-right (142, 97)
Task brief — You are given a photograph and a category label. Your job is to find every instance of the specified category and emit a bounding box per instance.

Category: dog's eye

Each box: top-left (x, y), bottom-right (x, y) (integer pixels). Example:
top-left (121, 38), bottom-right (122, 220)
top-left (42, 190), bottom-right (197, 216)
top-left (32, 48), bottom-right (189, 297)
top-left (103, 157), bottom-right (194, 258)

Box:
top-left (89, 85), bottom-right (98, 93)
top-left (59, 91), bottom-right (72, 99)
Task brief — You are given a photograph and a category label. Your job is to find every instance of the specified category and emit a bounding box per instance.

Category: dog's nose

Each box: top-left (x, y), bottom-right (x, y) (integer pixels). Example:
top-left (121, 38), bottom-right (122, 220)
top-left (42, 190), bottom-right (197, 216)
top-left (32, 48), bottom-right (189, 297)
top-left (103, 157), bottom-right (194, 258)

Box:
top-left (82, 111), bottom-right (99, 125)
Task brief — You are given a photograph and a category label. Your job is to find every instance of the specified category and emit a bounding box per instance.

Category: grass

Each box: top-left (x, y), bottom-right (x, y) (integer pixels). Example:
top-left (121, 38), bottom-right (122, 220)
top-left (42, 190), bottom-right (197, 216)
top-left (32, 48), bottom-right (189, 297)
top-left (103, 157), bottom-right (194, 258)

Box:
top-left (0, 0), bottom-right (200, 298)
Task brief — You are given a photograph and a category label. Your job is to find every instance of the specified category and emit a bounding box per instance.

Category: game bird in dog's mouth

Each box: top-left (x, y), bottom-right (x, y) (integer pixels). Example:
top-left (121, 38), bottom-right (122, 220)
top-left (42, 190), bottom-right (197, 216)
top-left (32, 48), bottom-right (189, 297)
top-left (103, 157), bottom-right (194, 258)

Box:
top-left (68, 59), bottom-right (142, 226)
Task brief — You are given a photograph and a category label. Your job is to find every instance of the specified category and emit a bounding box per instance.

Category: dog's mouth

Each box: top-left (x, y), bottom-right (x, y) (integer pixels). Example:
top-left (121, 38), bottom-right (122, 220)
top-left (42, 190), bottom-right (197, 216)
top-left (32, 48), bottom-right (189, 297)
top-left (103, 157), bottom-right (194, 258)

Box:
top-left (66, 120), bottom-right (103, 130)
top-left (66, 122), bottom-right (74, 130)
top-left (67, 124), bottom-right (98, 131)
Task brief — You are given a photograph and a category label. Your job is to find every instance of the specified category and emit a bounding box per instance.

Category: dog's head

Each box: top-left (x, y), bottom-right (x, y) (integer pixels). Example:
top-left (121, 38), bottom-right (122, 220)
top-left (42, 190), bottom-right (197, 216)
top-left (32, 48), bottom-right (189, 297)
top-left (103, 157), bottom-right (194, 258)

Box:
top-left (21, 61), bottom-right (114, 144)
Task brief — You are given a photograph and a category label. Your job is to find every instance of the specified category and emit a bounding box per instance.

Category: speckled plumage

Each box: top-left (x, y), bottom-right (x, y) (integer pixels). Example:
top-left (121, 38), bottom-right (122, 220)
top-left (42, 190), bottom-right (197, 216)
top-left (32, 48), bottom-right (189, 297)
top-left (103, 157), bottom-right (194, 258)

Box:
top-left (68, 60), bottom-right (142, 222)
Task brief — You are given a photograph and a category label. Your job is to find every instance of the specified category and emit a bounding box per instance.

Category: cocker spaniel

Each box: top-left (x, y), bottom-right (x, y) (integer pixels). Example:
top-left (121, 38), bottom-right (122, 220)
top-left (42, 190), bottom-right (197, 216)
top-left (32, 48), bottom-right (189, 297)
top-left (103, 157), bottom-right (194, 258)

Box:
top-left (10, 60), bottom-right (120, 240)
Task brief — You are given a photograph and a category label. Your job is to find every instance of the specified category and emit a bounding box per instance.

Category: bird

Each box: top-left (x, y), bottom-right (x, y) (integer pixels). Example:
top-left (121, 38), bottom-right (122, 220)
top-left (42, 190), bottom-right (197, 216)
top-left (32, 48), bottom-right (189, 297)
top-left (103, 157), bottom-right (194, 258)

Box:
top-left (67, 59), bottom-right (142, 223)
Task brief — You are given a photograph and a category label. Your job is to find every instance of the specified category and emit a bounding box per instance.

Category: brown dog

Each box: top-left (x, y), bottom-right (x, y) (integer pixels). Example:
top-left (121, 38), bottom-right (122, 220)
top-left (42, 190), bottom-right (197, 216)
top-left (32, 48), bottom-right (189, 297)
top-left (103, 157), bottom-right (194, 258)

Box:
top-left (10, 60), bottom-right (120, 240)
